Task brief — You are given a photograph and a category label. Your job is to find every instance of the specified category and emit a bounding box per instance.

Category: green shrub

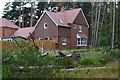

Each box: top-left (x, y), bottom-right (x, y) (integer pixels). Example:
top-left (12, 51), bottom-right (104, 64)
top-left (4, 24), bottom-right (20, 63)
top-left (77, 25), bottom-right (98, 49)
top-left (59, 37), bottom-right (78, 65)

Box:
top-left (77, 56), bottom-right (101, 66)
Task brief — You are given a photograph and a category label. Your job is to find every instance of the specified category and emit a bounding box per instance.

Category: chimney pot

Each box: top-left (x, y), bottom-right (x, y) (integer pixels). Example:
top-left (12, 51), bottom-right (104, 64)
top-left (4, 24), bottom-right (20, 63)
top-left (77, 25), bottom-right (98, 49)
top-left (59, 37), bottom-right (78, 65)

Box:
top-left (61, 5), bottom-right (65, 13)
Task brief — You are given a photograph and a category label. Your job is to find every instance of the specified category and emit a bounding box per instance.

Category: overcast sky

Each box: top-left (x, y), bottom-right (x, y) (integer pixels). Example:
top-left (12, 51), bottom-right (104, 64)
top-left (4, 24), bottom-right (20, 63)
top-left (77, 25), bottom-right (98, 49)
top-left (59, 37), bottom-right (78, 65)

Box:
top-left (0, 0), bottom-right (9, 18)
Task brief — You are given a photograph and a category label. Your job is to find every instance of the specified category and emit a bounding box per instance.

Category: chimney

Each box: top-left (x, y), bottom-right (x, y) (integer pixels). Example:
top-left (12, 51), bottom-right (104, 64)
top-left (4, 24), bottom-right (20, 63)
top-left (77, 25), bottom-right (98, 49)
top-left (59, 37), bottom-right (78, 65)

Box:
top-left (61, 5), bottom-right (65, 13)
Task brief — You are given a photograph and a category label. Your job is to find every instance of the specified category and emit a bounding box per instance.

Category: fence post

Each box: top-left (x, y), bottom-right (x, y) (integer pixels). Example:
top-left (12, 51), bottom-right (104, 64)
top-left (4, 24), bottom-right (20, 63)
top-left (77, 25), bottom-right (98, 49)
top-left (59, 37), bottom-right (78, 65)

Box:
top-left (42, 40), bottom-right (44, 53)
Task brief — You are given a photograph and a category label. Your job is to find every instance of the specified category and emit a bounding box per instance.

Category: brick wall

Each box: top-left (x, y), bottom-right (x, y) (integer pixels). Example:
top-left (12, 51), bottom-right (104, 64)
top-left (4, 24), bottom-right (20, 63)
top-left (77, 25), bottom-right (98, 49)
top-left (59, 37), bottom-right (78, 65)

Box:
top-left (0, 28), bottom-right (3, 38)
top-left (59, 37), bottom-right (71, 49)
top-left (34, 13), bottom-right (58, 40)
top-left (58, 26), bottom-right (71, 49)
top-left (3, 27), bottom-right (17, 37)
top-left (70, 24), bottom-right (88, 49)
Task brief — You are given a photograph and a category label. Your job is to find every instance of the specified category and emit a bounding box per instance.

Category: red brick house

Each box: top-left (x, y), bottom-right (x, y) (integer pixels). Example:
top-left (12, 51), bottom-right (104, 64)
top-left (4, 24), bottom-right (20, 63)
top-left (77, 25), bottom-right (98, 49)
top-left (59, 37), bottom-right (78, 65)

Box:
top-left (0, 18), bottom-right (34, 41)
top-left (33, 7), bottom-right (89, 49)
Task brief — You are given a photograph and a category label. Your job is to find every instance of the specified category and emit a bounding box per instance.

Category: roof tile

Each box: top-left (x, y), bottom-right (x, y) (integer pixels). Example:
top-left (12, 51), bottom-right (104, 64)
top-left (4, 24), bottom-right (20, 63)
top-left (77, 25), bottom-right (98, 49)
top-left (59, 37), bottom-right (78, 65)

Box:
top-left (0, 18), bottom-right (20, 29)
top-left (14, 27), bottom-right (34, 38)
top-left (46, 8), bottom-right (81, 27)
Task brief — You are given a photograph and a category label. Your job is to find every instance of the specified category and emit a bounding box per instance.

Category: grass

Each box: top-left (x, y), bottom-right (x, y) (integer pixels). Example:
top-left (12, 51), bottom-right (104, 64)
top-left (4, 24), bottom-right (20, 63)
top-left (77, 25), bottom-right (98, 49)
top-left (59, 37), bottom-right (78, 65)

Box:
top-left (1, 41), bottom-right (119, 78)
top-left (54, 67), bottom-right (118, 78)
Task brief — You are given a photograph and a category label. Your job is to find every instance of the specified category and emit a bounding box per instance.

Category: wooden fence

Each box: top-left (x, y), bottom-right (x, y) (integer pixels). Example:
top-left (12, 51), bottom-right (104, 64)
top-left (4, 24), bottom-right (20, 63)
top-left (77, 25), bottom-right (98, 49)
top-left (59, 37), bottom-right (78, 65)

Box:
top-left (2, 40), bottom-right (58, 51)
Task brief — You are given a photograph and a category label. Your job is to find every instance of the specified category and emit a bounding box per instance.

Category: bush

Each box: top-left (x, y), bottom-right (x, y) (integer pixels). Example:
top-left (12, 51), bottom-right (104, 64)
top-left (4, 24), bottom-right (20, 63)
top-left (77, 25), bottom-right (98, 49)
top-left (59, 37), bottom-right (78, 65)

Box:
top-left (77, 56), bottom-right (101, 66)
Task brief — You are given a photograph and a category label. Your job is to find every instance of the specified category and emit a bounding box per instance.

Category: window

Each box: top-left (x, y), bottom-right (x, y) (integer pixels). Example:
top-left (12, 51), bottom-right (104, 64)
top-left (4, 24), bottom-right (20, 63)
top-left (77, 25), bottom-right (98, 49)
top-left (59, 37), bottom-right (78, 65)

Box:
top-left (44, 37), bottom-right (49, 40)
top-left (39, 37), bottom-right (49, 40)
top-left (58, 19), bottom-right (64, 25)
top-left (74, 24), bottom-right (76, 29)
top-left (44, 23), bottom-right (47, 29)
top-left (62, 37), bottom-right (66, 45)
top-left (77, 38), bottom-right (87, 46)
top-left (79, 25), bottom-right (82, 32)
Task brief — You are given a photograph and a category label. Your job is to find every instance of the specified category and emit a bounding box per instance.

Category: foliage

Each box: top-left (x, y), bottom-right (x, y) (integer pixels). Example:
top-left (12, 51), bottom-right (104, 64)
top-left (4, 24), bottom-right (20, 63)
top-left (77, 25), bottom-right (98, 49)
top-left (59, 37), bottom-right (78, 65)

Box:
top-left (99, 22), bottom-right (113, 46)
top-left (2, 41), bottom-right (119, 78)
top-left (78, 56), bottom-right (101, 66)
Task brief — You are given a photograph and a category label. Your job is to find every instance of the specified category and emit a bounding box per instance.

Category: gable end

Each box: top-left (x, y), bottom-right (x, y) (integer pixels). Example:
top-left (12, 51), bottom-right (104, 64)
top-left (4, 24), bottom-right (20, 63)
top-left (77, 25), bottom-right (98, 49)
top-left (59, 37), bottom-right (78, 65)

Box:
top-left (72, 9), bottom-right (89, 28)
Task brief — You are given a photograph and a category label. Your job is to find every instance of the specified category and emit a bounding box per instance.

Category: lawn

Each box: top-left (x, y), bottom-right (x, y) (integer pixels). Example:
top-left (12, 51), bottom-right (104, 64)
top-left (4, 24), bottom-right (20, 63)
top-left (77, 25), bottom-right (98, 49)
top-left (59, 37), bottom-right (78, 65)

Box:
top-left (1, 41), bottom-right (119, 78)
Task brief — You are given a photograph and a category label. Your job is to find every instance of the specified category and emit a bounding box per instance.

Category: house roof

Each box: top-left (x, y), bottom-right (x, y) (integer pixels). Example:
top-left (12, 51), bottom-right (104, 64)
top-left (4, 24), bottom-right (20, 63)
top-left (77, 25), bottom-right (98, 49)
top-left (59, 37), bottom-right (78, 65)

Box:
top-left (0, 18), bottom-right (20, 29)
top-left (34, 8), bottom-right (89, 28)
top-left (47, 8), bottom-right (81, 27)
top-left (14, 27), bottom-right (34, 39)
top-left (77, 33), bottom-right (88, 38)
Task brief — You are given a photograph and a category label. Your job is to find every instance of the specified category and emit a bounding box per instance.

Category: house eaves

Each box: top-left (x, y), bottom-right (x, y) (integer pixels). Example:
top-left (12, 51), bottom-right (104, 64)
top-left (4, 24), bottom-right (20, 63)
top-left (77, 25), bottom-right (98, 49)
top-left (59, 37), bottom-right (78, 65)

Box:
top-left (72, 9), bottom-right (89, 28)
top-left (34, 10), bottom-right (58, 29)
top-left (27, 10), bottom-right (59, 39)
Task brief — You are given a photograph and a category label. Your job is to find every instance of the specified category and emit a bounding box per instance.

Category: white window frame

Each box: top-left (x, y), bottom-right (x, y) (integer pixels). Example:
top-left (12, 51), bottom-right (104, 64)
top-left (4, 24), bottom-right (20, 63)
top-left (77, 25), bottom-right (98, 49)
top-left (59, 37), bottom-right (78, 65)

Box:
top-left (74, 24), bottom-right (76, 29)
top-left (79, 25), bottom-right (82, 32)
top-left (44, 23), bottom-right (47, 29)
top-left (62, 37), bottom-right (66, 45)
top-left (77, 38), bottom-right (87, 46)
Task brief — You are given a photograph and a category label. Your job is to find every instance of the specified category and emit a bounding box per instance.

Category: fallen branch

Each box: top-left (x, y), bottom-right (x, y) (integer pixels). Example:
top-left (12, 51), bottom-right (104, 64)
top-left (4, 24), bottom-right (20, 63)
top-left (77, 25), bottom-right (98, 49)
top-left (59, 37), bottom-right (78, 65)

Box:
top-left (61, 67), bottom-right (112, 71)
top-left (29, 32), bottom-right (39, 50)
top-left (98, 45), bottom-right (118, 55)
top-left (11, 37), bottom-right (24, 55)
top-left (29, 32), bottom-right (41, 56)
top-left (41, 52), bottom-right (49, 57)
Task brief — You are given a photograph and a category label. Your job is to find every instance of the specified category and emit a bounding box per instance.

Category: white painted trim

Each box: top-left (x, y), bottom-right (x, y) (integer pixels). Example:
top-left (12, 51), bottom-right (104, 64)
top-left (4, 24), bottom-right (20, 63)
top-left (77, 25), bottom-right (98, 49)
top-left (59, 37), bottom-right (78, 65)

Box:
top-left (62, 37), bottom-right (67, 46)
top-left (77, 38), bottom-right (87, 46)
top-left (77, 34), bottom-right (81, 38)
top-left (72, 8), bottom-right (89, 28)
top-left (26, 11), bottom-right (46, 39)
top-left (46, 12), bottom-right (58, 26)
top-left (27, 10), bottom-right (59, 39)
top-left (44, 23), bottom-right (47, 29)
top-left (74, 24), bottom-right (76, 29)
top-left (81, 9), bottom-right (90, 28)
top-left (72, 9), bottom-right (81, 24)
top-left (62, 43), bottom-right (67, 46)
top-left (34, 11), bottom-right (46, 29)
top-left (79, 25), bottom-right (82, 32)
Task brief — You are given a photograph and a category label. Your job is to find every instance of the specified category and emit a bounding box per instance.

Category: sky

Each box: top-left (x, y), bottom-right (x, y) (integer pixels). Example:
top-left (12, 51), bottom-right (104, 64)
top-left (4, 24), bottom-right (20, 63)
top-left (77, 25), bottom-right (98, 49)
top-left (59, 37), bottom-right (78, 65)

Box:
top-left (0, 0), bottom-right (9, 18)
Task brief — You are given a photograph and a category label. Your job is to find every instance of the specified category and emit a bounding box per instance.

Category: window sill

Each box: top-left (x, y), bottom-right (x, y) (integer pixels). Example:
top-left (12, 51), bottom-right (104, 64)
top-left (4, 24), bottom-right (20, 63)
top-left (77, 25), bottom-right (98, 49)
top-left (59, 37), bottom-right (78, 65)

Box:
top-left (77, 45), bottom-right (87, 46)
top-left (62, 43), bottom-right (67, 46)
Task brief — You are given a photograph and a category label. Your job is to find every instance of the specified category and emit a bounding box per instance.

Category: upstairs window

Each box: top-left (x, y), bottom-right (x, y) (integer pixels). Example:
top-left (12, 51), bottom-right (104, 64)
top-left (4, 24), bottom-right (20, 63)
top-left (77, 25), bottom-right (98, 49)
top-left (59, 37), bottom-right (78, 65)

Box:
top-left (44, 23), bottom-right (47, 29)
top-left (79, 25), bottom-right (82, 32)
top-left (62, 37), bottom-right (66, 45)
top-left (74, 24), bottom-right (76, 29)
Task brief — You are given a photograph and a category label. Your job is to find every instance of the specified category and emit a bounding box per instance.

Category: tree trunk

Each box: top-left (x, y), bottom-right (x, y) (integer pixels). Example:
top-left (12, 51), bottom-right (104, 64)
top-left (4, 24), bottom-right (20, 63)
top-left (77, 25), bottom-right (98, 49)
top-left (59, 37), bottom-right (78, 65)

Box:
top-left (91, 2), bottom-right (94, 46)
top-left (93, 3), bottom-right (98, 47)
top-left (98, 2), bottom-right (107, 46)
top-left (19, 4), bottom-right (21, 28)
top-left (30, 2), bottom-right (33, 27)
top-left (44, 2), bottom-right (47, 10)
top-left (104, 4), bottom-right (108, 28)
top-left (73, 1), bottom-right (75, 9)
top-left (22, 2), bottom-right (24, 28)
top-left (118, 2), bottom-right (120, 41)
top-left (112, 1), bottom-right (116, 48)
top-left (110, 2), bottom-right (112, 21)
top-left (95, 2), bottom-right (101, 47)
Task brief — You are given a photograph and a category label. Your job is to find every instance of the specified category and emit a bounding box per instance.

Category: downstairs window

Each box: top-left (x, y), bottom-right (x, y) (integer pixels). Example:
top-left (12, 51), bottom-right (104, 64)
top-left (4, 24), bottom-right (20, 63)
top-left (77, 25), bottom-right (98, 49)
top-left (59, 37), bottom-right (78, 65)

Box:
top-left (77, 38), bottom-right (87, 46)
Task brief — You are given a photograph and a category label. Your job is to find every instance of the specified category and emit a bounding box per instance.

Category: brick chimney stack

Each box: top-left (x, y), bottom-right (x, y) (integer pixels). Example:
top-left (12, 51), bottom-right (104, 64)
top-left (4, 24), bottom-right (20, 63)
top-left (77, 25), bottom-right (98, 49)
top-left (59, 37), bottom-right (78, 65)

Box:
top-left (61, 5), bottom-right (65, 13)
